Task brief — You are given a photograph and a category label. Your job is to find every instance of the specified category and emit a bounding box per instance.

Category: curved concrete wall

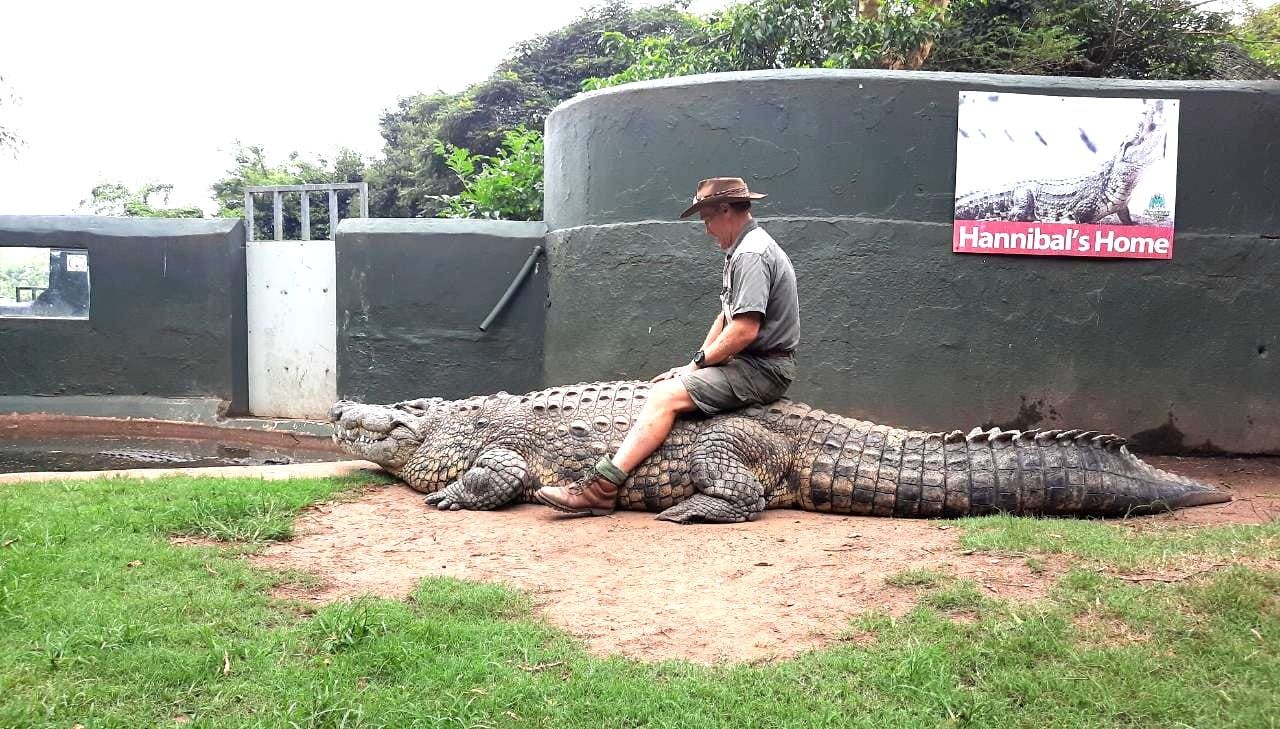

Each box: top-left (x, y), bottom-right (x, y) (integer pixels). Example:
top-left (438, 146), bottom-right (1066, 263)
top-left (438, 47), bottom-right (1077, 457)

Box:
top-left (544, 70), bottom-right (1280, 454)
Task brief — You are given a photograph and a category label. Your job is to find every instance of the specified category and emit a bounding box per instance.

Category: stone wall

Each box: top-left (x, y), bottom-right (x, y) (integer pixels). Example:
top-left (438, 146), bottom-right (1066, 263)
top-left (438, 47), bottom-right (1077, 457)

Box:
top-left (336, 218), bottom-right (549, 404)
top-left (0, 217), bottom-right (249, 413)
top-left (543, 70), bottom-right (1280, 453)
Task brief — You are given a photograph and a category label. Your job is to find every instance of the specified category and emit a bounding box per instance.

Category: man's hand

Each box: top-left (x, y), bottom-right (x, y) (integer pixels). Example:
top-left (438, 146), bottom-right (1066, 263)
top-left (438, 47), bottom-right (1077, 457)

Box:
top-left (651, 362), bottom-right (698, 383)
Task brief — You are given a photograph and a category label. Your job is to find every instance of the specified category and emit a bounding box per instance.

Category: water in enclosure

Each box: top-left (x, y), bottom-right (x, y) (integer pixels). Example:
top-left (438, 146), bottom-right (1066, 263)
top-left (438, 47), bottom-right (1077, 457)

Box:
top-left (0, 416), bottom-right (344, 474)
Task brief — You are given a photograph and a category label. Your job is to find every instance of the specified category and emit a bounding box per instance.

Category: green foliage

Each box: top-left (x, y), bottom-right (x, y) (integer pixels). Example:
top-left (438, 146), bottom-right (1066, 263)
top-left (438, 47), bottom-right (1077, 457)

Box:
top-left (0, 75), bottom-right (18, 155)
top-left (364, 2), bottom-right (698, 220)
top-left (210, 144), bottom-right (366, 240)
top-left (435, 127), bottom-right (544, 220)
top-left (584, 0), bottom-right (949, 90)
top-left (501, 1), bottom-right (702, 100)
top-left (363, 92), bottom-right (461, 219)
top-left (586, 0), bottom-right (1245, 89)
top-left (1238, 5), bottom-right (1280, 69)
top-left (0, 249), bottom-right (47, 302)
top-left (712, 0), bottom-right (946, 70)
top-left (83, 182), bottom-right (204, 218)
top-left (928, 0), bottom-right (1235, 79)
top-left (582, 31), bottom-right (725, 91)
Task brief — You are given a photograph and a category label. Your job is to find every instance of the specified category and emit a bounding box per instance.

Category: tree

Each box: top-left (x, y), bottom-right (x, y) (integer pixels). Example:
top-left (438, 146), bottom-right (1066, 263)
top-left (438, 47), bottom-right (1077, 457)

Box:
top-left (83, 182), bottom-right (203, 218)
top-left (500, 1), bottom-right (703, 101)
top-left (365, 1), bottom-right (698, 219)
top-left (364, 93), bottom-right (461, 220)
top-left (1238, 4), bottom-right (1280, 69)
top-left (0, 75), bottom-right (20, 155)
top-left (0, 250), bottom-right (47, 303)
top-left (585, 0), bottom-right (1250, 86)
top-left (927, 0), bottom-right (1234, 78)
top-left (584, 0), bottom-right (951, 90)
top-left (211, 144), bottom-right (367, 240)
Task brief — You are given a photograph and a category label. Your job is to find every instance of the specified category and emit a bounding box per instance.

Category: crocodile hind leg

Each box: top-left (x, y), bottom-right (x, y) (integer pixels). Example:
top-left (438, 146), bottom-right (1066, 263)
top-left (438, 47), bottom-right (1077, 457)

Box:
top-left (656, 442), bottom-right (767, 524)
top-left (425, 448), bottom-right (529, 511)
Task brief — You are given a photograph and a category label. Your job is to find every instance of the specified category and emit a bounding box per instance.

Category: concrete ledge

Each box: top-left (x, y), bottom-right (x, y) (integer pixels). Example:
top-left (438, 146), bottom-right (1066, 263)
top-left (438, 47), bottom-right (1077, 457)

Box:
top-left (0, 215), bottom-right (240, 238)
top-left (0, 397), bottom-right (333, 437)
top-left (0, 395), bottom-right (226, 421)
top-left (0, 413), bottom-right (342, 452)
top-left (337, 217), bottom-right (546, 237)
top-left (0, 459), bottom-right (385, 486)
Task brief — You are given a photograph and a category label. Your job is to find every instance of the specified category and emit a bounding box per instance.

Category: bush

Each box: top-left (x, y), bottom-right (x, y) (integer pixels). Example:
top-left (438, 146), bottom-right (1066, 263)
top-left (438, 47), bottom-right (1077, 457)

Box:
top-left (434, 128), bottom-right (544, 221)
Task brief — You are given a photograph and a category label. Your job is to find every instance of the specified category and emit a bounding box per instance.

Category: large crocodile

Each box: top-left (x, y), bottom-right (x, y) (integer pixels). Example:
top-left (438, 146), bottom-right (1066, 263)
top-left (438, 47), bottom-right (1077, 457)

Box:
top-left (329, 381), bottom-right (1229, 523)
top-left (955, 99), bottom-right (1168, 224)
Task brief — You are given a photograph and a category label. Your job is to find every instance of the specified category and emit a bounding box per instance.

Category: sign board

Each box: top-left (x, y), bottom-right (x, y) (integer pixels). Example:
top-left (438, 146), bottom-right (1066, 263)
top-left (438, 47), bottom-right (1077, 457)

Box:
top-left (953, 92), bottom-right (1179, 260)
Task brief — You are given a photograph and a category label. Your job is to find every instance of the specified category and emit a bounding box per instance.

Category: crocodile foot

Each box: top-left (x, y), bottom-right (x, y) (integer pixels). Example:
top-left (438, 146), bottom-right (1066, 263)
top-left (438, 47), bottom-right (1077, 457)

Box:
top-left (655, 494), bottom-right (760, 524)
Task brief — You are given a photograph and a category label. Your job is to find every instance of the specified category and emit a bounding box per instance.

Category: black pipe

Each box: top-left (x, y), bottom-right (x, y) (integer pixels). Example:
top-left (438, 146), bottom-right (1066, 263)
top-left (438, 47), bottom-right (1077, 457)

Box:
top-left (479, 245), bottom-right (544, 332)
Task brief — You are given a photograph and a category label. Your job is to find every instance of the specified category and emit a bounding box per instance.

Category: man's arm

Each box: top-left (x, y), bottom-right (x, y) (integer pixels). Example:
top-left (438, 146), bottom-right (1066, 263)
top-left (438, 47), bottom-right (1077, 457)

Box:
top-left (699, 313), bottom-right (725, 351)
top-left (650, 312), bottom-right (761, 383)
top-left (652, 312), bottom-right (727, 382)
top-left (699, 312), bottom-right (761, 365)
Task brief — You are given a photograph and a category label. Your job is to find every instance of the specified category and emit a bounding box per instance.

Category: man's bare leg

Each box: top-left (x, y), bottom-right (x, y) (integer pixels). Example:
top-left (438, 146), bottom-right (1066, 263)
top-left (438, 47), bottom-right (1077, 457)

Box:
top-left (611, 378), bottom-right (698, 472)
top-left (534, 378), bottom-right (697, 515)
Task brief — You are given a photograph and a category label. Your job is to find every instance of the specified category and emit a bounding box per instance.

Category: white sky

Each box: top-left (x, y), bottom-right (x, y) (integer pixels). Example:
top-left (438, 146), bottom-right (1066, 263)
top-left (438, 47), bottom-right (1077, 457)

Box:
top-left (0, 0), bottom-right (729, 216)
top-left (0, 0), bottom-right (1267, 216)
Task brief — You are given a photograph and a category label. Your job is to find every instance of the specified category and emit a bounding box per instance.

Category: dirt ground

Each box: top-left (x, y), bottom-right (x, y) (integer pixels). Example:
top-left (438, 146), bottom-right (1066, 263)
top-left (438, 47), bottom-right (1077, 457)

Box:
top-left (250, 456), bottom-right (1280, 664)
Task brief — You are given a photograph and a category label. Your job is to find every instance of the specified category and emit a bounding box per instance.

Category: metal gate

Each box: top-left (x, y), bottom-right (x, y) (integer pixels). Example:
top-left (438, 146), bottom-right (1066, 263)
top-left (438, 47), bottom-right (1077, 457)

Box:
top-left (244, 183), bottom-right (366, 418)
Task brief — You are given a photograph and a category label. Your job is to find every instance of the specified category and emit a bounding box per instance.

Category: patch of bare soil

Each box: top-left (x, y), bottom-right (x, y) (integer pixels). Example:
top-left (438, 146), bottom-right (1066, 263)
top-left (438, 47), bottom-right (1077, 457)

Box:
top-left (248, 457), bottom-right (1278, 665)
top-left (1141, 456), bottom-right (1280, 526)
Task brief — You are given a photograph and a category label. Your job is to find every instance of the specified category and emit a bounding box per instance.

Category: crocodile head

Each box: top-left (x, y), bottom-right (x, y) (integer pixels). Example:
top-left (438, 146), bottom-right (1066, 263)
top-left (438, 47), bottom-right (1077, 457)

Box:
top-left (1119, 99), bottom-right (1168, 166)
top-left (329, 399), bottom-right (440, 469)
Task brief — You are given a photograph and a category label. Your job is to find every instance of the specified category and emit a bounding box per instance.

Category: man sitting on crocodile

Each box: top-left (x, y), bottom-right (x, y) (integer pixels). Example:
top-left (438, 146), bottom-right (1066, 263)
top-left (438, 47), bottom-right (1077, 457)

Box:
top-left (533, 176), bottom-right (801, 517)
top-left (329, 179), bottom-right (1231, 524)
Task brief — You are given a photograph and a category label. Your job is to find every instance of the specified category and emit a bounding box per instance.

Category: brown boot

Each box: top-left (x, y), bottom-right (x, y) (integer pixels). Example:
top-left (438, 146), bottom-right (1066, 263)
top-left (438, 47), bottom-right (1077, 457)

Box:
top-left (535, 457), bottom-right (625, 517)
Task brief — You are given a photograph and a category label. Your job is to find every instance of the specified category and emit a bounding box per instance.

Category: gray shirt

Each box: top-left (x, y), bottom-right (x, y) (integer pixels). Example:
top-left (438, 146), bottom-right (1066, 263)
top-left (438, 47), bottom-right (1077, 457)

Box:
top-left (720, 221), bottom-right (800, 355)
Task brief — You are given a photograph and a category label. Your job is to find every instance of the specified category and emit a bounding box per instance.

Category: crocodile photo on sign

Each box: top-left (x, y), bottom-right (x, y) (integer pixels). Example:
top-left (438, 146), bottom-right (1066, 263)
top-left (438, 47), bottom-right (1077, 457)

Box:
top-left (330, 381), bottom-right (1230, 524)
top-left (954, 97), bottom-right (1171, 225)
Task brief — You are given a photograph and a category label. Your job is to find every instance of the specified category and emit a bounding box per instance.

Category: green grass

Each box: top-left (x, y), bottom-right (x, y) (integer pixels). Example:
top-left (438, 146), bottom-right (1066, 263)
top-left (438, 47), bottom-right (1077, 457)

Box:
top-left (958, 514), bottom-right (1280, 571)
top-left (885, 567), bottom-right (948, 588)
top-left (0, 475), bottom-right (1276, 727)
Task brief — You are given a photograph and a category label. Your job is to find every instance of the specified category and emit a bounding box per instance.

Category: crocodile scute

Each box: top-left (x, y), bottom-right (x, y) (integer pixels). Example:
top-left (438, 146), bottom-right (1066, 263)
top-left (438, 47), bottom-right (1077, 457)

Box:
top-left (330, 380), bottom-right (1230, 524)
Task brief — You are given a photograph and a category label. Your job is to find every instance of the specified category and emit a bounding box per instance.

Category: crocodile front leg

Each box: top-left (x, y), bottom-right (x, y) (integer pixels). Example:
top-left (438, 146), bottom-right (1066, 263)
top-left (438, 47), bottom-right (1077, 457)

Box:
top-left (656, 432), bottom-right (770, 524)
top-left (425, 448), bottom-right (530, 511)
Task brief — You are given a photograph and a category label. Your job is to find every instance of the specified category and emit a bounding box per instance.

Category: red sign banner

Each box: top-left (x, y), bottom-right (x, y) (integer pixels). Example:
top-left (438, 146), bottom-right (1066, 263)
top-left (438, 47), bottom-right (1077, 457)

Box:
top-left (953, 220), bottom-right (1174, 260)
top-left (952, 92), bottom-right (1179, 260)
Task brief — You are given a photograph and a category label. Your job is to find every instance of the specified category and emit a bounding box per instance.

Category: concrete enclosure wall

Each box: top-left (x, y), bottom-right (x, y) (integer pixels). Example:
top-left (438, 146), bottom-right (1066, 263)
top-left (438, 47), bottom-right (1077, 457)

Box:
top-left (0, 217), bottom-right (249, 412)
top-left (335, 219), bottom-right (549, 405)
top-left (544, 70), bottom-right (1280, 453)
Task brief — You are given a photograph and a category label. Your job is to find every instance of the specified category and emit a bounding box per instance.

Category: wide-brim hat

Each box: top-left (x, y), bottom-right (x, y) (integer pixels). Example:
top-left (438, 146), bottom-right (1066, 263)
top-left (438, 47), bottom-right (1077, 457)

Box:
top-left (679, 177), bottom-right (768, 219)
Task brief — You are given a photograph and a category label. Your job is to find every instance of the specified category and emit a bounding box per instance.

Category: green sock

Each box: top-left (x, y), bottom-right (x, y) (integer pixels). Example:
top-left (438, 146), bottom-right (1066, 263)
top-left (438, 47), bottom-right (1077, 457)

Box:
top-left (595, 456), bottom-right (628, 486)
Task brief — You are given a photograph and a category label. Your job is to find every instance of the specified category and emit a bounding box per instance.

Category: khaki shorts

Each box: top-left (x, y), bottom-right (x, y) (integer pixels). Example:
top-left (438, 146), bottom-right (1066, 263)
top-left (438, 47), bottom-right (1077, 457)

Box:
top-left (678, 353), bottom-right (796, 416)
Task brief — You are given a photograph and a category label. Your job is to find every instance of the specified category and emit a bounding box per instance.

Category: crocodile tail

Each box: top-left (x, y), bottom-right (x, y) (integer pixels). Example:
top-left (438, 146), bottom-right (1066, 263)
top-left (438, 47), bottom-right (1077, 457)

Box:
top-left (797, 421), bottom-right (1229, 518)
top-left (936, 427), bottom-right (1230, 517)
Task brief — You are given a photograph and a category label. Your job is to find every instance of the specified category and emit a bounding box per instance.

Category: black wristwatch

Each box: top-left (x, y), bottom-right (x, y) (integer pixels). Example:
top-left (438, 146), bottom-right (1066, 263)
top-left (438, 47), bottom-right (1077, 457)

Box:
top-left (693, 349), bottom-right (706, 367)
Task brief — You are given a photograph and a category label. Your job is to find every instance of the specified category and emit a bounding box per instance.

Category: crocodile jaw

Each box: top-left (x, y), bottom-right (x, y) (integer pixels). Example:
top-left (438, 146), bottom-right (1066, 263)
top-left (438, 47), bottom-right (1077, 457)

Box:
top-left (329, 402), bottom-right (424, 469)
